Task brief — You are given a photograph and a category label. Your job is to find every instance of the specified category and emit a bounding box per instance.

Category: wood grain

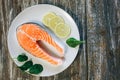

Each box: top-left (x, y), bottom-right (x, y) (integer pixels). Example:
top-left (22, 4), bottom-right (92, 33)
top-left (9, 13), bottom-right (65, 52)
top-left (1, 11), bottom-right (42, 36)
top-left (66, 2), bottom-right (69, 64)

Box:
top-left (0, 0), bottom-right (119, 80)
top-left (86, 0), bottom-right (120, 80)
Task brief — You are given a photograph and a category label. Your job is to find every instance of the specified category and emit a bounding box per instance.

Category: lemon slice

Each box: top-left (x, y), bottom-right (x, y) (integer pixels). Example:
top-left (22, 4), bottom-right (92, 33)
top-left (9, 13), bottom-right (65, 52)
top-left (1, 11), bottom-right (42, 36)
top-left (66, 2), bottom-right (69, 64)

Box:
top-left (42, 12), bottom-right (71, 38)
top-left (55, 23), bottom-right (71, 38)
top-left (49, 16), bottom-right (64, 31)
top-left (42, 12), bottom-right (56, 27)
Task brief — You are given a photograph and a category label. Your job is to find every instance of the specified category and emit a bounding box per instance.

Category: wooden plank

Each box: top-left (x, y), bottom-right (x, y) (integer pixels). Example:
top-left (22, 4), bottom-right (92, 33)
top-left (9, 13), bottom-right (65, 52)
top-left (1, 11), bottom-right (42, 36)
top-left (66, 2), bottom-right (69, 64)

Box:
top-left (86, 0), bottom-right (120, 80)
top-left (104, 0), bottom-right (120, 79)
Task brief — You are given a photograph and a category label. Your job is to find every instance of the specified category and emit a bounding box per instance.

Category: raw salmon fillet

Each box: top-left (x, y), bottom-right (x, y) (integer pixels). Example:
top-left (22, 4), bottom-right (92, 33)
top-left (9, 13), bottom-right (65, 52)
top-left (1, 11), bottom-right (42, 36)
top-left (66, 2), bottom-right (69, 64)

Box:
top-left (16, 23), bottom-right (64, 65)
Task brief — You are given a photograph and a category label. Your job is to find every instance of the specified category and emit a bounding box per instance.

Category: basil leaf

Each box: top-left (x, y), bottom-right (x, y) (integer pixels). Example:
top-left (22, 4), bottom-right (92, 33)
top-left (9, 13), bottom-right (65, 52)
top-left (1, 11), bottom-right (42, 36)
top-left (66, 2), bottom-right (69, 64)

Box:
top-left (29, 64), bottom-right (43, 74)
top-left (66, 37), bottom-right (84, 48)
top-left (17, 54), bottom-right (28, 62)
top-left (19, 60), bottom-right (33, 71)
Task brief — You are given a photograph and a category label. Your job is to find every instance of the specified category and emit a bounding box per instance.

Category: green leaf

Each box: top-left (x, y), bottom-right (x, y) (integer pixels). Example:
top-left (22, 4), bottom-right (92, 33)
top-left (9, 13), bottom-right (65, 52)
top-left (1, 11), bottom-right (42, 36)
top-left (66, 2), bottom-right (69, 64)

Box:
top-left (19, 60), bottom-right (33, 71)
top-left (29, 64), bottom-right (43, 74)
top-left (17, 54), bottom-right (28, 62)
top-left (66, 37), bottom-right (85, 48)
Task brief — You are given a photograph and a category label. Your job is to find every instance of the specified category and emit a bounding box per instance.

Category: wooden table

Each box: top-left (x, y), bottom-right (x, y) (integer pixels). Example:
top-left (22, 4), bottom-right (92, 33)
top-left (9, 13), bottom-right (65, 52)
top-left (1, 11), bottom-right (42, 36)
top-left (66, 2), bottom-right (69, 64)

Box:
top-left (0, 0), bottom-right (120, 80)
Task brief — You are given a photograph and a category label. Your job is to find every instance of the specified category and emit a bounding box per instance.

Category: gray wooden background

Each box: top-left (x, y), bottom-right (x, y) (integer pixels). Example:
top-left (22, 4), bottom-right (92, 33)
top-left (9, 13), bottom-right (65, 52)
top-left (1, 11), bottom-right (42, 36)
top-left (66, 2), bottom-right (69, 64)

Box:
top-left (0, 0), bottom-right (120, 80)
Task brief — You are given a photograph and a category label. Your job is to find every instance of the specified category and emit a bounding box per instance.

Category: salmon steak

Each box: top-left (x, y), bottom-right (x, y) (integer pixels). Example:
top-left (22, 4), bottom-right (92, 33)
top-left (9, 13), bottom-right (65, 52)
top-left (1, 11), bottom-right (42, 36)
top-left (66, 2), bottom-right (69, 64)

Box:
top-left (16, 23), bottom-right (64, 65)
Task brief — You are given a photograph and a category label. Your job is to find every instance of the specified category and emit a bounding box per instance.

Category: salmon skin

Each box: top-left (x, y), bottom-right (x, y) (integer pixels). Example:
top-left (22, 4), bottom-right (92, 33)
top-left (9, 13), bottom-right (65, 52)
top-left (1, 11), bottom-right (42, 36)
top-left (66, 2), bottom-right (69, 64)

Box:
top-left (16, 23), bottom-right (64, 65)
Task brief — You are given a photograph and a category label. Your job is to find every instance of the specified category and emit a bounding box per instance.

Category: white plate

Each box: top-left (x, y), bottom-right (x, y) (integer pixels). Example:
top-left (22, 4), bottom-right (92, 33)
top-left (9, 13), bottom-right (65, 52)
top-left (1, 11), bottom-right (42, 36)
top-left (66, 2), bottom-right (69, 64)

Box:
top-left (7, 4), bottom-right (80, 76)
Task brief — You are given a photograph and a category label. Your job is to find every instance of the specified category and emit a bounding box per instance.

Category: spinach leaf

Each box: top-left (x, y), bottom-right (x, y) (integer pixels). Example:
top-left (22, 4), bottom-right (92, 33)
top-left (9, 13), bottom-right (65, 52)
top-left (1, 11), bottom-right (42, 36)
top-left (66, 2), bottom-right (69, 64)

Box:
top-left (29, 64), bottom-right (43, 74)
top-left (19, 60), bottom-right (33, 71)
top-left (66, 37), bottom-right (84, 48)
top-left (17, 54), bottom-right (28, 62)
